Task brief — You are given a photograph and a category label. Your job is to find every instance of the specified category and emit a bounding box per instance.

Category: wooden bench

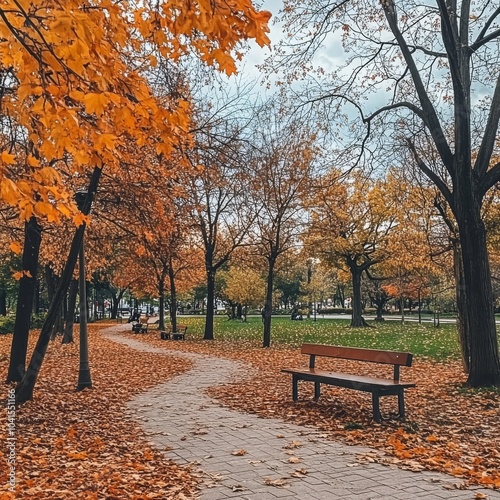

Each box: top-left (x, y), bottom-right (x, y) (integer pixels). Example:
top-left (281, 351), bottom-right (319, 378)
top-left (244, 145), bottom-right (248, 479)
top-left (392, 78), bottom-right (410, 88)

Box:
top-left (281, 344), bottom-right (415, 422)
top-left (131, 322), bottom-right (146, 333)
top-left (160, 324), bottom-right (188, 340)
top-left (131, 317), bottom-right (158, 334)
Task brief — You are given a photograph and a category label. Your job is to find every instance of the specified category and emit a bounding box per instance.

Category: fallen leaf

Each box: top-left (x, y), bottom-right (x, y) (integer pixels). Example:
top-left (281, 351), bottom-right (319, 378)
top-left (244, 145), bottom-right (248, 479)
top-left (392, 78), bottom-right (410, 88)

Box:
top-left (231, 449), bottom-right (247, 456)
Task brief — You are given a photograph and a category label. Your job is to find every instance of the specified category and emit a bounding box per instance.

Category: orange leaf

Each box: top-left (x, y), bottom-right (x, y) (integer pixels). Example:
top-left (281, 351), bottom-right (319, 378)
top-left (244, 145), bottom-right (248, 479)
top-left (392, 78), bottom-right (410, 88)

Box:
top-left (10, 241), bottom-right (22, 254)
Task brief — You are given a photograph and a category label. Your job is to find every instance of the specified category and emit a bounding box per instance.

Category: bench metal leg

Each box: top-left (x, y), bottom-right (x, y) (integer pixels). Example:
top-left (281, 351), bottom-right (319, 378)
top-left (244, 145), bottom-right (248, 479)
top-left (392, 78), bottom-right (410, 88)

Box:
top-left (314, 381), bottom-right (321, 400)
top-left (372, 390), bottom-right (381, 423)
top-left (292, 375), bottom-right (298, 401)
top-left (398, 390), bottom-right (405, 419)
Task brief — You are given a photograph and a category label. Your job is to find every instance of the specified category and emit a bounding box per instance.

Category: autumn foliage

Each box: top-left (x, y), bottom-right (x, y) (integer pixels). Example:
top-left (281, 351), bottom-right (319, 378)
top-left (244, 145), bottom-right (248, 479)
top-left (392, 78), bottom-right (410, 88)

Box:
top-left (0, 0), bottom-right (271, 222)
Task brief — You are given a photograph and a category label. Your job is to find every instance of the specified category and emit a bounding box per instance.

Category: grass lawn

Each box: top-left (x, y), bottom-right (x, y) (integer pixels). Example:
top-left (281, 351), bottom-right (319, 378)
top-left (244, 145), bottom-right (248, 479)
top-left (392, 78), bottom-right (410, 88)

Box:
top-left (176, 316), bottom-right (462, 361)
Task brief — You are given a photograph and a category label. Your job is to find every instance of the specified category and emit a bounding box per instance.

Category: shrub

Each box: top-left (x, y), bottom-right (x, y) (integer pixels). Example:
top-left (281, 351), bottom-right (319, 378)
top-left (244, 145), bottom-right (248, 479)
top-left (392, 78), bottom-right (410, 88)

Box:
top-left (0, 316), bottom-right (15, 334)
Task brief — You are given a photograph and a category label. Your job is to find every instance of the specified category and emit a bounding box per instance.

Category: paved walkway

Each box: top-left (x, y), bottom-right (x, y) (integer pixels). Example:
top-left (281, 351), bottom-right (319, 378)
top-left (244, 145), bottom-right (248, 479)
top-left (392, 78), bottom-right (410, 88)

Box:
top-left (104, 325), bottom-right (500, 499)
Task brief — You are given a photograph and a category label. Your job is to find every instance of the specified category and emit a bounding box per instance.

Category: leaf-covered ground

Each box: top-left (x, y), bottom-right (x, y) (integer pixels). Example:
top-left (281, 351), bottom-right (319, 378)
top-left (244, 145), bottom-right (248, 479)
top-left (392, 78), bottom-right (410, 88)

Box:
top-left (2, 322), bottom-right (499, 498)
top-left (125, 330), bottom-right (500, 492)
top-left (0, 324), bottom-right (199, 499)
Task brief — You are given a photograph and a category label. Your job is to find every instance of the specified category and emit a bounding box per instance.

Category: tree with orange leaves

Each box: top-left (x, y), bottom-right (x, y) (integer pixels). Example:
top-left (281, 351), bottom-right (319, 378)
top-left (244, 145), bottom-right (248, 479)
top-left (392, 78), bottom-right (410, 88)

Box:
top-left (2, 0), bottom-right (271, 402)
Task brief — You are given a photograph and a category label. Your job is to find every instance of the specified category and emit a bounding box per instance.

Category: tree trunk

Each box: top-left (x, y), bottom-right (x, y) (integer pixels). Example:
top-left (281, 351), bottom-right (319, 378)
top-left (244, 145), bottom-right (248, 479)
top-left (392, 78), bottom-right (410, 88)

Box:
top-left (110, 294), bottom-right (118, 320)
top-left (6, 217), bottom-right (42, 382)
top-left (373, 292), bottom-right (387, 321)
top-left (456, 208), bottom-right (500, 386)
top-left (45, 266), bottom-right (64, 338)
top-left (452, 239), bottom-right (470, 373)
top-left (33, 279), bottom-right (40, 315)
top-left (203, 269), bottom-right (215, 340)
top-left (348, 262), bottom-right (369, 327)
top-left (15, 166), bottom-right (102, 403)
top-left (263, 257), bottom-right (276, 348)
top-left (158, 277), bottom-right (166, 332)
top-left (0, 289), bottom-right (6, 316)
top-left (168, 264), bottom-right (177, 332)
top-left (62, 279), bottom-right (78, 344)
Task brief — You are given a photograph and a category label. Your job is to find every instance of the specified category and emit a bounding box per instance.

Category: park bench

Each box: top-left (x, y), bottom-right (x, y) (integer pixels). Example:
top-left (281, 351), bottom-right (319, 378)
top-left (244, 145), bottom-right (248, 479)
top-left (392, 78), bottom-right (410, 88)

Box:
top-left (281, 343), bottom-right (415, 422)
top-left (160, 324), bottom-right (188, 340)
top-left (131, 322), bottom-right (142, 333)
top-left (131, 317), bottom-right (158, 334)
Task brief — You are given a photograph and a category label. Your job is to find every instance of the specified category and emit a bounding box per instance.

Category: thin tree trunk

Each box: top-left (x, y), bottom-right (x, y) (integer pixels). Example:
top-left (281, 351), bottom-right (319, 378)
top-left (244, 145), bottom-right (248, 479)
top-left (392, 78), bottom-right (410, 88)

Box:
top-left (110, 289), bottom-right (125, 320)
top-left (203, 269), bottom-right (215, 340)
top-left (0, 289), bottom-right (6, 316)
top-left (16, 167), bottom-right (102, 403)
top-left (33, 279), bottom-right (40, 315)
top-left (263, 257), bottom-right (276, 348)
top-left (6, 217), bottom-right (42, 382)
top-left (168, 264), bottom-right (177, 332)
top-left (111, 295), bottom-right (118, 320)
top-left (62, 279), bottom-right (78, 344)
top-left (374, 292), bottom-right (387, 321)
top-left (452, 239), bottom-right (470, 373)
top-left (349, 263), bottom-right (369, 327)
top-left (45, 266), bottom-right (64, 338)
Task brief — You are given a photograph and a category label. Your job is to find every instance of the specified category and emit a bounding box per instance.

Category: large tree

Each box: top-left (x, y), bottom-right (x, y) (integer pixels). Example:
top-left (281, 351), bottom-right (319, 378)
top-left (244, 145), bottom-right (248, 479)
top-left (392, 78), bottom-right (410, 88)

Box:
top-left (306, 169), bottom-right (397, 327)
top-left (3, 0), bottom-right (271, 402)
top-left (248, 104), bottom-right (318, 347)
top-left (184, 107), bottom-right (257, 340)
top-left (273, 0), bottom-right (500, 386)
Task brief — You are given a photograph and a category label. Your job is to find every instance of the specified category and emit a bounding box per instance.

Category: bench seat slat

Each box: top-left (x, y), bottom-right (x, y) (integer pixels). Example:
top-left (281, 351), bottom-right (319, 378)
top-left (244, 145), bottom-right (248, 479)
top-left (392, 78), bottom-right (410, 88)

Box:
top-left (281, 368), bottom-right (416, 391)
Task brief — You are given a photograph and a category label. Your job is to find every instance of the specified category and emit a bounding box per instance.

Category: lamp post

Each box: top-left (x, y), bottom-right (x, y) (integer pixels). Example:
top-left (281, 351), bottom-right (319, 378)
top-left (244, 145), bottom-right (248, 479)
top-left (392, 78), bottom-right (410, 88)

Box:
top-left (75, 190), bottom-right (92, 390)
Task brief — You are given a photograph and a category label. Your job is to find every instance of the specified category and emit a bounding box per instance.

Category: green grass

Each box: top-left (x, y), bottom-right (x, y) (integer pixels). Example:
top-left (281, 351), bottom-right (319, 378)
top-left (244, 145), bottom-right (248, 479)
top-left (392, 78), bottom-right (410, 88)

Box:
top-left (179, 316), bottom-right (465, 361)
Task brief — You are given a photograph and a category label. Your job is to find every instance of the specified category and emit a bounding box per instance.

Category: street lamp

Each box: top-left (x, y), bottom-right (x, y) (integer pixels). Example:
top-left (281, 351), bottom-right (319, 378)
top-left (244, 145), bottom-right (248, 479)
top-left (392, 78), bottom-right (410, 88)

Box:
top-left (75, 190), bottom-right (92, 390)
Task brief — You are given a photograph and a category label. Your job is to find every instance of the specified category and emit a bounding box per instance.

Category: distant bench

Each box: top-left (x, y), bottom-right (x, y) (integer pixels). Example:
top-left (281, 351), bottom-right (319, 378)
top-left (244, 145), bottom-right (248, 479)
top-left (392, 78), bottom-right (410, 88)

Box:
top-left (132, 317), bottom-right (158, 334)
top-left (160, 324), bottom-right (188, 340)
top-left (281, 343), bottom-right (415, 422)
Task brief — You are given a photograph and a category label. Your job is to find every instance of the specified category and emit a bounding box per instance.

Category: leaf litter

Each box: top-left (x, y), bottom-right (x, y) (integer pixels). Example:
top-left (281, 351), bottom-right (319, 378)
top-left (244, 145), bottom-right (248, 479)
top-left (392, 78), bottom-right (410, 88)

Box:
top-left (3, 323), bottom-right (499, 496)
top-left (0, 324), bottom-right (198, 499)
top-left (125, 330), bottom-right (500, 491)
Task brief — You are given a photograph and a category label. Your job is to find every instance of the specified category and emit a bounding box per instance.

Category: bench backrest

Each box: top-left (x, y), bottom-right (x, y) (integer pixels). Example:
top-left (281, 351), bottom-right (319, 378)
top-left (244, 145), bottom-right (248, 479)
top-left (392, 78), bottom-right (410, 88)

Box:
top-left (302, 344), bottom-right (412, 366)
top-left (168, 324), bottom-right (187, 332)
top-left (302, 343), bottom-right (413, 381)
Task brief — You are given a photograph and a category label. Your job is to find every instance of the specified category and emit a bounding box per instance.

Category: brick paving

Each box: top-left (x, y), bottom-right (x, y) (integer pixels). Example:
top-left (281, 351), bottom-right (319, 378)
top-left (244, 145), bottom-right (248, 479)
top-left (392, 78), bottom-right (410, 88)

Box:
top-left (104, 325), bottom-right (500, 499)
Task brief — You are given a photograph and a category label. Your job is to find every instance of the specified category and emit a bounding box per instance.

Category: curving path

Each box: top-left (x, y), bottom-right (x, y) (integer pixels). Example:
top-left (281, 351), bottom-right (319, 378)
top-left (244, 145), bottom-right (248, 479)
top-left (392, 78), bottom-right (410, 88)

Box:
top-left (104, 325), bottom-right (500, 500)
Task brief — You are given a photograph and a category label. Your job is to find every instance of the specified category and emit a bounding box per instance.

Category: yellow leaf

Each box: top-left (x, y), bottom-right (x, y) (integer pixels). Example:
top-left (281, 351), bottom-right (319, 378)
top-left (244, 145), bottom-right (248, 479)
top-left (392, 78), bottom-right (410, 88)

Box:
top-left (10, 241), bottom-right (22, 254)
top-left (73, 212), bottom-right (88, 227)
top-left (69, 90), bottom-right (85, 101)
top-left (95, 133), bottom-right (117, 150)
top-left (0, 178), bottom-right (19, 205)
top-left (1, 151), bottom-right (15, 164)
top-left (27, 155), bottom-right (40, 167)
top-left (83, 93), bottom-right (109, 115)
